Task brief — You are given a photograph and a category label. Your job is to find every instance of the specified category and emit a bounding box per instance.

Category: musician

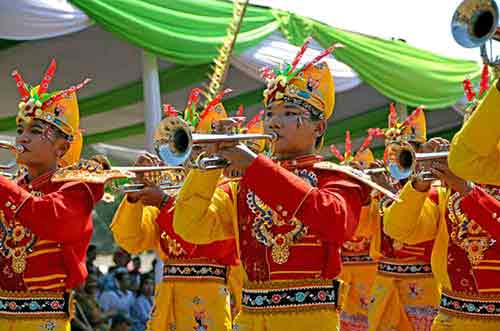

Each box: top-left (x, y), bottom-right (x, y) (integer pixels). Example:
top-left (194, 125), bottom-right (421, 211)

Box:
top-left (329, 134), bottom-right (378, 331)
top-left (384, 71), bottom-right (500, 329)
top-left (172, 41), bottom-right (371, 330)
top-left (448, 69), bottom-right (500, 186)
top-left (367, 105), bottom-right (440, 331)
top-left (0, 60), bottom-right (104, 330)
top-left (110, 89), bottom-right (241, 331)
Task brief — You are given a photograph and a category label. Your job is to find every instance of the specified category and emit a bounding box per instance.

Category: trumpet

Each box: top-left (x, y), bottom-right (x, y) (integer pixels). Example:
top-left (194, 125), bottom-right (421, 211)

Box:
top-left (153, 117), bottom-right (277, 170)
top-left (384, 142), bottom-right (448, 181)
top-left (452, 0), bottom-right (500, 64)
top-left (0, 141), bottom-right (24, 178)
top-left (116, 166), bottom-right (186, 193)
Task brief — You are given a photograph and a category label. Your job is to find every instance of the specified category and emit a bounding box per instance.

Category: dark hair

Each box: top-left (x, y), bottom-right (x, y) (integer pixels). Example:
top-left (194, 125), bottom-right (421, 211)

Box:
top-left (137, 274), bottom-right (154, 297)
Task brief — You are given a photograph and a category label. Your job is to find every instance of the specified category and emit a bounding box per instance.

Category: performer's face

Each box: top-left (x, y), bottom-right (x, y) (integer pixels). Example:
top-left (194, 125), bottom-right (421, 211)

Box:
top-left (15, 119), bottom-right (68, 168)
top-left (264, 103), bottom-right (325, 159)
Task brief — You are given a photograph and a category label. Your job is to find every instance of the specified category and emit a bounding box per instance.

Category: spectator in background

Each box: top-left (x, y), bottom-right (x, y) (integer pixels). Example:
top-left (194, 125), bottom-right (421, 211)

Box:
top-left (99, 268), bottom-right (135, 318)
top-left (100, 247), bottom-right (131, 291)
top-left (72, 273), bottom-right (114, 331)
top-left (111, 314), bottom-right (132, 331)
top-left (86, 244), bottom-right (103, 279)
top-left (129, 256), bottom-right (142, 291)
top-left (130, 275), bottom-right (154, 331)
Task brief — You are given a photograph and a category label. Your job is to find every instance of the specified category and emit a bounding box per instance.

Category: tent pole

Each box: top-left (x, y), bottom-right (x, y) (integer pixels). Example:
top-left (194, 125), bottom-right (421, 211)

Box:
top-left (142, 50), bottom-right (162, 152)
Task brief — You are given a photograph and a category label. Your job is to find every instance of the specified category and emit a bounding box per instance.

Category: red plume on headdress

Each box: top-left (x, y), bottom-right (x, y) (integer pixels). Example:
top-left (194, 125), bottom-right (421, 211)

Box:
top-left (344, 130), bottom-right (352, 159)
top-left (402, 106), bottom-right (423, 128)
top-left (163, 104), bottom-right (178, 117)
top-left (247, 110), bottom-right (264, 130)
top-left (11, 71), bottom-right (30, 101)
top-left (463, 78), bottom-right (476, 102)
top-left (299, 43), bottom-right (340, 75)
top-left (354, 130), bottom-right (376, 160)
top-left (388, 103), bottom-right (398, 128)
top-left (46, 78), bottom-right (91, 110)
top-left (236, 104), bottom-right (245, 117)
top-left (200, 88), bottom-right (232, 119)
top-left (478, 64), bottom-right (490, 98)
top-left (38, 59), bottom-right (57, 95)
top-left (289, 37), bottom-right (312, 74)
top-left (329, 144), bottom-right (345, 162)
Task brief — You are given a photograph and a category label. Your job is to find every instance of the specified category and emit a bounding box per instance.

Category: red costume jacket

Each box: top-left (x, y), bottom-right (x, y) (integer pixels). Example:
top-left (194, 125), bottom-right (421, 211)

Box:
top-left (0, 171), bottom-right (103, 292)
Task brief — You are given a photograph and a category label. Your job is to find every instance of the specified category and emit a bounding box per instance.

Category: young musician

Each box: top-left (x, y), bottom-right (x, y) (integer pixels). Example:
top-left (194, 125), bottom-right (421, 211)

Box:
top-left (367, 105), bottom-right (440, 331)
top-left (172, 40), bottom-right (371, 330)
top-left (0, 60), bottom-right (104, 330)
top-left (383, 70), bottom-right (500, 330)
top-left (330, 132), bottom-right (378, 331)
top-left (111, 89), bottom-right (241, 331)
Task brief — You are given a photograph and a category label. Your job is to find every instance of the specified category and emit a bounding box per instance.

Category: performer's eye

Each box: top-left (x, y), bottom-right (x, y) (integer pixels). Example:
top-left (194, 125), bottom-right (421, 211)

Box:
top-left (16, 127), bottom-right (24, 135)
top-left (265, 111), bottom-right (273, 118)
top-left (285, 111), bottom-right (298, 117)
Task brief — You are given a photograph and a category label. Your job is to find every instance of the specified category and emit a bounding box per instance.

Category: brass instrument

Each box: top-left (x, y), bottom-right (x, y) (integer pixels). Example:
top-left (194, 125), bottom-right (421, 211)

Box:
top-left (153, 117), bottom-right (277, 170)
top-left (452, 0), bottom-right (500, 65)
top-left (0, 141), bottom-right (24, 178)
top-left (384, 142), bottom-right (448, 181)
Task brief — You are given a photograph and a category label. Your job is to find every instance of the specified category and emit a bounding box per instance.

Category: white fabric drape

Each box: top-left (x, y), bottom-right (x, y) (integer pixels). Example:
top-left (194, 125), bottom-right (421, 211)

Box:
top-left (0, 0), bottom-right (91, 40)
top-left (234, 32), bottom-right (362, 93)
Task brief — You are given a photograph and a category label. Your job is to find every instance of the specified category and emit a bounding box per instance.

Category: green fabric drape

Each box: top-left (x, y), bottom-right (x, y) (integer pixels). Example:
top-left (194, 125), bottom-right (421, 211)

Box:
top-left (273, 11), bottom-right (482, 109)
top-left (69, 0), bottom-right (278, 64)
top-left (69, 0), bottom-right (481, 109)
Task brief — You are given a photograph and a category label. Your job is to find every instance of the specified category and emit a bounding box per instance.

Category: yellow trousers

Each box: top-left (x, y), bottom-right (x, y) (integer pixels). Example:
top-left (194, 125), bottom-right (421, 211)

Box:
top-left (0, 318), bottom-right (69, 331)
top-left (432, 311), bottom-right (500, 331)
top-left (148, 279), bottom-right (232, 331)
top-left (368, 273), bottom-right (440, 331)
top-left (339, 263), bottom-right (377, 331)
top-left (234, 309), bottom-right (340, 331)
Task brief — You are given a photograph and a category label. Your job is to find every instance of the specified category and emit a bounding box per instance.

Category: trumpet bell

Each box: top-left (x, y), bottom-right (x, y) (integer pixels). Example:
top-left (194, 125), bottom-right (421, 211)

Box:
top-left (153, 117), bottom-right (192, 166)
top-left (452, 0), bottom-right (499, 48)
top-left (384, 142), bottom-right (415, 180)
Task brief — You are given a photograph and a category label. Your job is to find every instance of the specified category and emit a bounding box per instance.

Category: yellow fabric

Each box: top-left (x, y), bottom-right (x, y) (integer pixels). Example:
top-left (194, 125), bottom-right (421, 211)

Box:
top-left (368, 198), bottom-right (384, 261)
top-left (382, 181), bottom-right (453, 290)
top-left (0, 318), bottom-right (69, 331)
top-left (111, 197), bottom-right (239, 328)
top-left (432, 311), bottom-right (500, 330)
top-left (227, 264), bottom-right (245, 320)
top-left (368, 273), bottom-right (440, 331)
top-left (110, 198), bottom-right (163, 257)
top-left (448, 82), bottom-right (500, 186)
top-left (195, 103), bottom-right (228, 133)
top-left (148, 279), bottom-right (232, 331)
top-left (173, 169), bottom-right (237, 244)
top-left (234, 309), bottom-right (340, 331)
top-left (339, 263), bottom-right (377, 330)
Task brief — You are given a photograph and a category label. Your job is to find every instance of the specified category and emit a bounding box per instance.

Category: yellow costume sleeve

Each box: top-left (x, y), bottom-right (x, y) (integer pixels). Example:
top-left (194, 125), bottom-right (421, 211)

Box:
top-left (110, 198), bottom-right (161, 254)
top-left (449, 83), bottom-right (500, 185)
top-left (368, 197), bottom-right (383, 261)
top-left (173, 169), bottom-right (237, 245)
top-left (382, 182), bottom-right (440, 245)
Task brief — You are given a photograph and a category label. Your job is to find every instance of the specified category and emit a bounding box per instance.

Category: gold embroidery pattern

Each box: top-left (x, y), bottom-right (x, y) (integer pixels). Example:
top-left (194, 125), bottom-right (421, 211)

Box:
top-left (343, 237), bottom-right (370, 253)
top-left (161, 232), bottom-right (186, 257)
top-left (247, 169), bottom-right (316, 264)
top-left (448, 192), bottom-right (496, 265)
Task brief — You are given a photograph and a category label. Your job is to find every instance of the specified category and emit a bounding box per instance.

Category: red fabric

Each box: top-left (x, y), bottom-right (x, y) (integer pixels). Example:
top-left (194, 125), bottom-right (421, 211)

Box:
top-left (238, 155), bottom-right (367, 281)
top-left (461, 186), bottom-right (500, 239)
top-left (242, 155), bottom-right (368, 243)
top-left (0, 173), bottom-right (103, 290)
top-left (157, 200), bottom-right (239, 266)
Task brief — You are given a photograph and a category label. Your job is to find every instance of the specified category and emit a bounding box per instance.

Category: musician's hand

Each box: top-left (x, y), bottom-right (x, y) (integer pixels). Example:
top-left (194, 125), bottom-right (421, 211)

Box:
top-left (430, 160), bottom-right (468, 194)
top-left (218, 144), bottom-right (257, 178)
top-left (211, 117), bottom-right (245, 134)
top-left (368, 160), bottom-right (393, 191)
top-left (420, 137), bottom-right (449, 153)
top-left (134, 153), bottom-right (163, 185)
top-left (126, 186), bottom-right (169, 209)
